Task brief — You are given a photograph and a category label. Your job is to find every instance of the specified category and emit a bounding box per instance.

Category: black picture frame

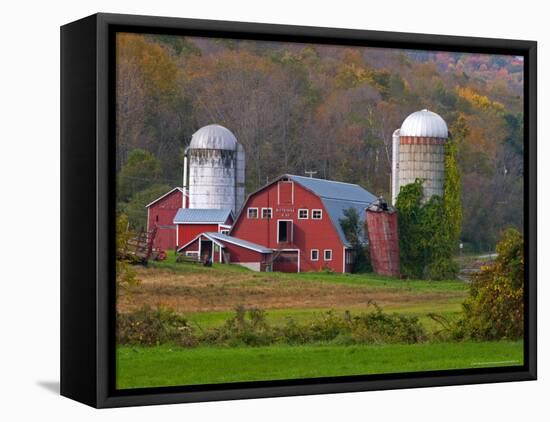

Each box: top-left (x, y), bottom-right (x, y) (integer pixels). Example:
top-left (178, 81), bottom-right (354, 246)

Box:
top-left (60, 12), bottom-right (537, 408)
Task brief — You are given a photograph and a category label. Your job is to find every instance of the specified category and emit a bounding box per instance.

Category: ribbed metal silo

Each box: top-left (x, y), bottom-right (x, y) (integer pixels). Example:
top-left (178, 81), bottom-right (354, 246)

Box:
top-left (183, 124), bottom-right (246, 214)
top-left (391, 109), bottom-right (448, 204)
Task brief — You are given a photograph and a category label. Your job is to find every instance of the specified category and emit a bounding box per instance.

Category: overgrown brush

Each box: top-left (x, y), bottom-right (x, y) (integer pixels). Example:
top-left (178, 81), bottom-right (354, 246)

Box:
top-left (203, 305), bottom-right (275, 346)
top-left (453, 228), bottom-right (524, 340)
top-left (350, 304), bottom-right (426, 344)
top-left (117, 304), bottom-right (428, 347)
top-left (117, 306), bottom-right (197, 347)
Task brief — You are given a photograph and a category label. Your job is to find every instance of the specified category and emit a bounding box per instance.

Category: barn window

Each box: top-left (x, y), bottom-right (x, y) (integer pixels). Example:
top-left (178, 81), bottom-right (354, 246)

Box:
top-left (262, 208), bottom-right (272, 219)
top-left (247, 208), bottom-right (258, 219)
top-left (312, 209), bottom-right (323, 219)
top-left (311, 249), bottom-right (319, 261)
top-left (155, 215), bottom-right (159, 222)
top-left (277, 220), bottom-right (293, 243)
top-left (298, 209), bottom-right (308, 219)
top-left (220, 229), bottom-right (229, 235)
top-left (324, 249), bottom-right (333, 261)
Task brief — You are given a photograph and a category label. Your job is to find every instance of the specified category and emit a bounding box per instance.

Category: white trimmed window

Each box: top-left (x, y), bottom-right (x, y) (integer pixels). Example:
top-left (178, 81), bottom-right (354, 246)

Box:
top-left (324, 249), bottom-right (333, 261)
top-left (312, 209), bottom-right (323, 220)
top-left (311, 249), bottom-right (319, 261)
top-left (220, 229), bottom-right (229, 235)
top-left (298, 209), bottom-right (309, 219)
top-left (247, 207), bottom-right (258, 219)
top-left (262, 208), bottom-right (272, 219)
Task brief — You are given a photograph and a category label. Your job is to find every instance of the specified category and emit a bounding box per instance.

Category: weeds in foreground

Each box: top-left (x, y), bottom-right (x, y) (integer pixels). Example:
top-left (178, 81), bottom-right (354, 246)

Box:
top-left (117, 303), bottom-right (426, 348)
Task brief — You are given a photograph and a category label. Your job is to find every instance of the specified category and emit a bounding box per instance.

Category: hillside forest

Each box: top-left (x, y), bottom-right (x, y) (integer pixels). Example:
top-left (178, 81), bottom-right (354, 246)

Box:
top-left (116, 33), bottom-right (524, 252)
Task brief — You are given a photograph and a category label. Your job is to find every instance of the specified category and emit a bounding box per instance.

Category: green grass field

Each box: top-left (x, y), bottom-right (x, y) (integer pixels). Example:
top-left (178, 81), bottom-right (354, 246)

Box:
top-left (117, 341), bottom-right (523, 389)
top-left (117, 255), bottom-right (522, 389)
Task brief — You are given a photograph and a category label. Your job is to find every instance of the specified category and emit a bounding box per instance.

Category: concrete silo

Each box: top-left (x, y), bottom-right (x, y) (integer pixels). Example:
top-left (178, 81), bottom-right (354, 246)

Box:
top-left (183, 124), bottom-right (246, 214)
top-left (391, 109), bottom-right (448, 204)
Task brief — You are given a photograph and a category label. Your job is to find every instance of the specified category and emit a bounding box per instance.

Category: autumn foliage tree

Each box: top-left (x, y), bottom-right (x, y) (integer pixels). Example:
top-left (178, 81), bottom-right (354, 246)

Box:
top-left (115, 34), bottom-right (524, 248)
top-left (454, 228), bottom-right (524, 340)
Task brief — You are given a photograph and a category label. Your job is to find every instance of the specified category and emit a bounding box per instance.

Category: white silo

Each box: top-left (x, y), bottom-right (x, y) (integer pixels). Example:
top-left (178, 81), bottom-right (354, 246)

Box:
top-left (182, 124), bottom-right (246, 214)
top-left (391, 109), bottom-right (448, 204)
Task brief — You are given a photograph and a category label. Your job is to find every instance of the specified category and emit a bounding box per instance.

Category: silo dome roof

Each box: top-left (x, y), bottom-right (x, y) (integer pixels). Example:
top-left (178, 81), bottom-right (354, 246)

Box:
top-left (400, 109), bottom-right (448, 138)
top-left (190, 124), bottom-right (238, 150)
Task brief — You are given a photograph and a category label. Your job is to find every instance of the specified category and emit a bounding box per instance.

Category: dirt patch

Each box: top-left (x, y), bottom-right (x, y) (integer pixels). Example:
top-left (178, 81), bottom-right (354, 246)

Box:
top-left (117, 268), bottom-right (465, 313)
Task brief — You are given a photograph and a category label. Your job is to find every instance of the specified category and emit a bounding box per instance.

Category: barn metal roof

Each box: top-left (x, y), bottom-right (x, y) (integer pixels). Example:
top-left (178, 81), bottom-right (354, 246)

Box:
top-left (288, 175), bottom-right (377, 203)
top-left (173, 208), bottom-right (233, 224)
top-left (399, 109), bottom-right (448, 138)
top-left (204, 232), bottom-right (273, 253)
top-left (287, 175), bottom-right (377, 247)
top-left (321, 198), bottom-right (372, 247)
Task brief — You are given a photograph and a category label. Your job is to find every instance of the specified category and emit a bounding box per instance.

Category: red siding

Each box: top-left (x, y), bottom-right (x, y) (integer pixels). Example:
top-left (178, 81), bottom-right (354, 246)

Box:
top-left (224, 243), bottom-right (269, 264)
top-left (366, 210), bottom-right (400, 277)
top-left (177, 223), bottom-right (219, 248)
top-left (180, 237), bottom-right (200, 253)
top-left (232, 180), bottom-right (345, 273)
top-left (177, 216), bottom-right (232, 248)
top-left (147, 189), bottom-right (184, 251)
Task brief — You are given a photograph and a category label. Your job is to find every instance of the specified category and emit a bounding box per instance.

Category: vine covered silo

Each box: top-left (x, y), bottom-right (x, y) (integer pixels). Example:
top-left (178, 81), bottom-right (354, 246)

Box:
top-left (391, 109), bottom-right (448, 204)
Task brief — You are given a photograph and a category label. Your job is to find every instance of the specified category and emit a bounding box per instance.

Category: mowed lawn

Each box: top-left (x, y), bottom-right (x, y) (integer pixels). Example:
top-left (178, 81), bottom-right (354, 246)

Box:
top-left (117, 341), bottom-right (523, 389)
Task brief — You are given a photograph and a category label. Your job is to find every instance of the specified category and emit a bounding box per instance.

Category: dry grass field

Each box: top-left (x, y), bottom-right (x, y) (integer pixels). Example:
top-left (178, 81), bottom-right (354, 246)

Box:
top-left (117, 257), bottom-right (469, 333)
top-left (118, 267), bottom-right (466, 313)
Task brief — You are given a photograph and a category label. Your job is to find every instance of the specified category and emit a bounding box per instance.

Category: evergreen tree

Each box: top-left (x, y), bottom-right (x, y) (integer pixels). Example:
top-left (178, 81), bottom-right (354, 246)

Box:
top-left (339, 207), bottom-right (372, 273)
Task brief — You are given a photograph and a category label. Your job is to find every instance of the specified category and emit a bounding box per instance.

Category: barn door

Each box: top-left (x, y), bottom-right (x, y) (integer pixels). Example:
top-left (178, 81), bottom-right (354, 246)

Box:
top-left (277, 220), bottom-right (293, 244)
top-left (278, 181), bottom-right (294, 205)
top-left (273, 251), bottom-right (299, 273)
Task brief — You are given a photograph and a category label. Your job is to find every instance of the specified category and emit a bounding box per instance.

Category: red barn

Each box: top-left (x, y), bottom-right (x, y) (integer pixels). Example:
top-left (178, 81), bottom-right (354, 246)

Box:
top-left (145, 187), bottom-right (186, 251)
top-left (228, 174), bottom-right (377, 273)
top-left (174, 208), bottom-right (233, 250)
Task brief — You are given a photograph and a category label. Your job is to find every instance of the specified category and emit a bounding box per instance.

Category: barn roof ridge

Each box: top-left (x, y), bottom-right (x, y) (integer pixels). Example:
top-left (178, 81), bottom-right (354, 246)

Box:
top-left (286, 174), bottom-right (376, 204)
top-left (286, 174), bottom-right (365, 187)
top-left (145, 187), bottom-right (186, 208)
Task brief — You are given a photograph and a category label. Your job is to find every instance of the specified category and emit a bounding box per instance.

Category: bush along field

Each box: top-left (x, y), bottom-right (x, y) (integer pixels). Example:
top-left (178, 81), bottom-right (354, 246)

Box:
top-left (116, 229), bottom-right (524, 389)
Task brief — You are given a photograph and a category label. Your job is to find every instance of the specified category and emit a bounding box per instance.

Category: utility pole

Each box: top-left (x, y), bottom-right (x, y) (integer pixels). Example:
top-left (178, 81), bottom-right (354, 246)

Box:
top-left (305, 170), bottom-right (317, 178)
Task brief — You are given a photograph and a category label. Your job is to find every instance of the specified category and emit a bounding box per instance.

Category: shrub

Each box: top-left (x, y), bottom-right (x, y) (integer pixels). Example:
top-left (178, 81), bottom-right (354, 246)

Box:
top-left (306, 310), bottom-right (350, 342)
top-left (425, 257), bottom-right (459, 281)
top-left (204, 305), bottom-right (275, 346)
top-left (117, 306), bottom-right (197, 347)
top-left (118, 305), bottom-right (429, 347)
top-left (453, 228), bottom-right (524, 340)
top-left (277, 318), bottom-right (312, 345)
top-left (350, 305), bottom-right (427, 344)
top-left (277, 307), bottom-right (426, 345)
top-left (116, 213), bottom-right (138, 288)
